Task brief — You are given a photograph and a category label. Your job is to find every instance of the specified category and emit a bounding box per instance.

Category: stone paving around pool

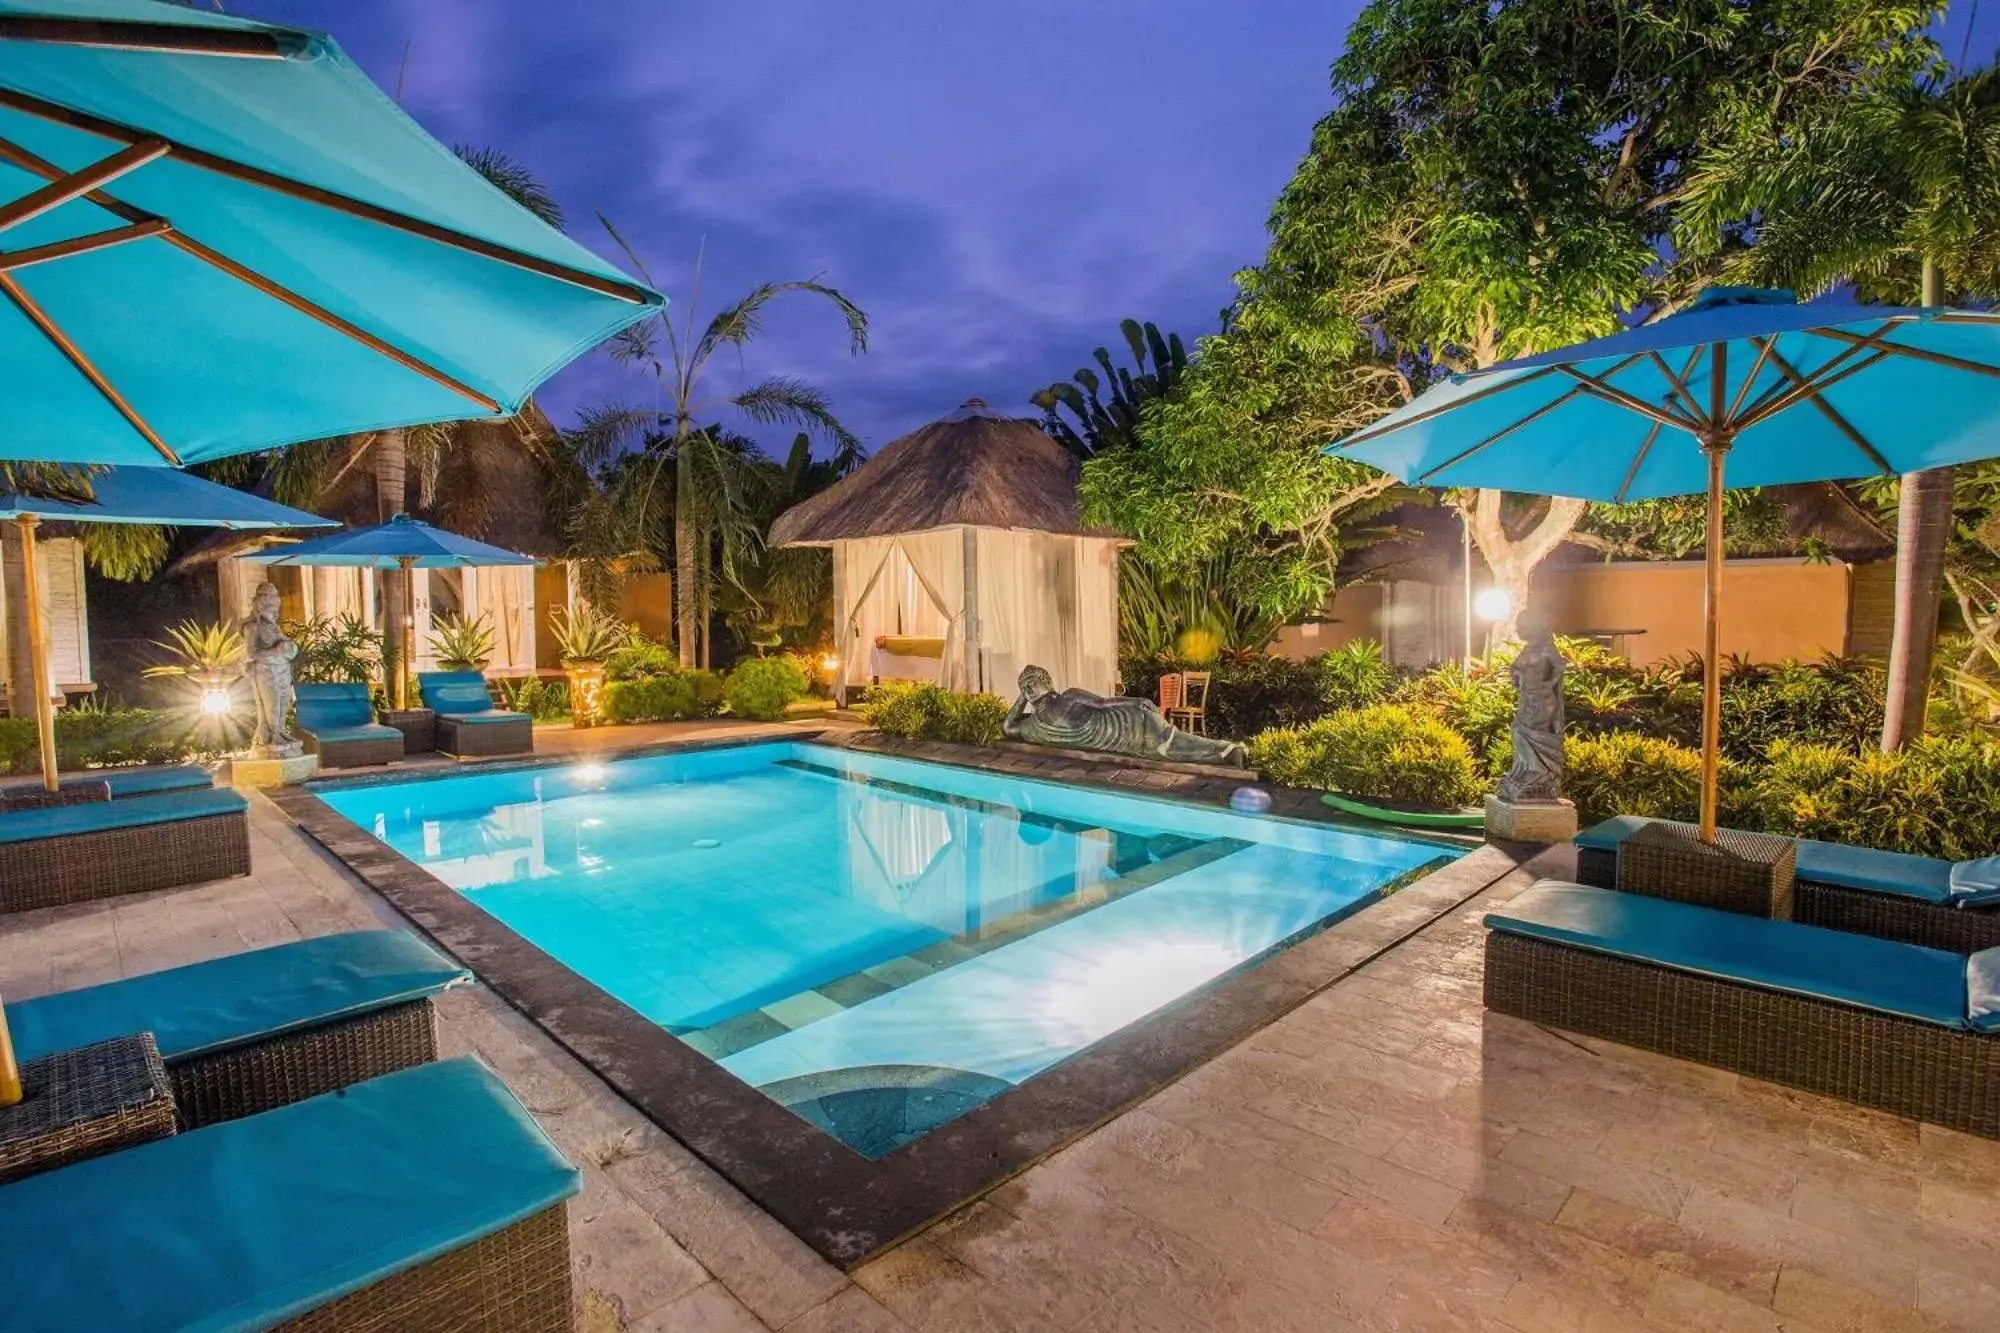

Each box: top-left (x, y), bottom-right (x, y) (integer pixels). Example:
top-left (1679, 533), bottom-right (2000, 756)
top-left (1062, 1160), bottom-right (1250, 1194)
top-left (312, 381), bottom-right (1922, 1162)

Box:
top-left (2, 722), bottom-right (1997, 1331)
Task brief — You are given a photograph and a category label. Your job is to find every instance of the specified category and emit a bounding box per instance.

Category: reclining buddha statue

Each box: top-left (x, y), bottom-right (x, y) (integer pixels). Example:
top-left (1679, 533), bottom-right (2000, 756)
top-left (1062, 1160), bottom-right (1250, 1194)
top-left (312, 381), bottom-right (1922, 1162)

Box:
top-left (1002, 665), bottom-right (1248, 768)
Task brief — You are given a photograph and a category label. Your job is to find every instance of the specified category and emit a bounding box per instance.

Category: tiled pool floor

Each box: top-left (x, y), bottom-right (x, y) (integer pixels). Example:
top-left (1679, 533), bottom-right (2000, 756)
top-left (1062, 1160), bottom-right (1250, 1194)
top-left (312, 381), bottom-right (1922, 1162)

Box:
top-left (1, 736), bottom-right (1995, 1331)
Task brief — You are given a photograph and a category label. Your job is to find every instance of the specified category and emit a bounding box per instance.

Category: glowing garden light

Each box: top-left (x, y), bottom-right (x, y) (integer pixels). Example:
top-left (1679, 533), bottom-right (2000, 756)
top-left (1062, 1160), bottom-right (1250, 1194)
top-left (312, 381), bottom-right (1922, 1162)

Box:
top-left (1473, 588), bottom-right (1513, 623)
top-left (199, 687), bottom-right (233, 717)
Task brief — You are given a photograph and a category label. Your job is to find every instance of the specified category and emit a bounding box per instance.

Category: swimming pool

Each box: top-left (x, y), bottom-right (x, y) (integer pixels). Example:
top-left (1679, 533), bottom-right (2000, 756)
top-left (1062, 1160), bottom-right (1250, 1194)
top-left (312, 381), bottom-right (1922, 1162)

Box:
top-left (321, 741), bottom-right (1455, 1157)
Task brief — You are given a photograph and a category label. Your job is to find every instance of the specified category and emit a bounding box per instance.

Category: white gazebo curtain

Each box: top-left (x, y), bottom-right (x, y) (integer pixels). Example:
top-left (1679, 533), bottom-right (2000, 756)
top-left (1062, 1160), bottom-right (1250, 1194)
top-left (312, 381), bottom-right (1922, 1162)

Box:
top-left (834, 531), bottom-right (965, 693)
top-left (831, 527), bottom-right (1118, 700)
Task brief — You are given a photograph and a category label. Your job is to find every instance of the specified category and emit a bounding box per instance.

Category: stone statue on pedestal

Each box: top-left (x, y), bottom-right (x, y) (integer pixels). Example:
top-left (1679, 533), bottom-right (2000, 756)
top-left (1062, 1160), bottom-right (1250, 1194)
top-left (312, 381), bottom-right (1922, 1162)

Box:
top-left (1485, 611), bottom-right (1576, 840)
top-left (1003, 665), bottom-right (1248, 768)
top-left (242, 582), bottom-right (302, 760)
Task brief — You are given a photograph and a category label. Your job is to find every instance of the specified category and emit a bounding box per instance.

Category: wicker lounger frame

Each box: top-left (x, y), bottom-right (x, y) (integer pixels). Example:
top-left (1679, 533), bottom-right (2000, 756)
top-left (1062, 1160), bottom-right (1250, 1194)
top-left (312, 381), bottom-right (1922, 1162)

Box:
top-left (1578, 845), bottom-right (2000, 953)
top-left (0, 809), bottom-right (251, 915)
top-left (1484, 930), bottom-right (2000, 1138)
top-left (303, 731), bottom-right (404, 770)
top-left (274, 1202), bottom-right (573, 1332)
top-left (436, 715), bottom-right (533, 758)
top-left (169, 997), bottom-right (441, 1129)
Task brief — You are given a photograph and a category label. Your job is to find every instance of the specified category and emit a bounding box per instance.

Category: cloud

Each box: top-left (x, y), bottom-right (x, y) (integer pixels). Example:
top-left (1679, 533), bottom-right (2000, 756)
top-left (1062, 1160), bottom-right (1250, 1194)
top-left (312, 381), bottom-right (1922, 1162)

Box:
top-left (236, 0), bottom-right (1362, 451)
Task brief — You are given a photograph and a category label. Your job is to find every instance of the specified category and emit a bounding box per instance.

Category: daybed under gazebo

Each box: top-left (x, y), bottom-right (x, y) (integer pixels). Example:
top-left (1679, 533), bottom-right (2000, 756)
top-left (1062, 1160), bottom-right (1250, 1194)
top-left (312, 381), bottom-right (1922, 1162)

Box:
top-left (770, 401), bottom-right (1122, 703)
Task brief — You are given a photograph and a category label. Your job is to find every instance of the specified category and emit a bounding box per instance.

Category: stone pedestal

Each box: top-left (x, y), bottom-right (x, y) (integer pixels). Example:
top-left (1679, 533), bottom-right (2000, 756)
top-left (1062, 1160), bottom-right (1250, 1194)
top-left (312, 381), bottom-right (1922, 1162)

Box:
top-left (1484, 795), bottom-right (1577, 843)
top-left (229, 751), bottom-right (319, 789)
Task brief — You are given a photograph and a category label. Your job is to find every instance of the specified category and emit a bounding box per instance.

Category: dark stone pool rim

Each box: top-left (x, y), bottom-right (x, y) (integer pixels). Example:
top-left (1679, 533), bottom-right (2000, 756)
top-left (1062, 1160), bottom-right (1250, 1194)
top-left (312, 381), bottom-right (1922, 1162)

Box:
top-left (274, 729), bottom-right (1531, 1268)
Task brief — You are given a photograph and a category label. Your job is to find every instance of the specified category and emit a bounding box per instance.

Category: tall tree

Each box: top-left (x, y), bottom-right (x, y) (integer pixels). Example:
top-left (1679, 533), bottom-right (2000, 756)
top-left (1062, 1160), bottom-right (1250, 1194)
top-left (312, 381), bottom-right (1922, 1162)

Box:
top-left (587, 231), bottom-right (867, 666)
top-left (1095, 0), bottom-right (1935, 640)
top-left (1683, 62), bottom-right (2000, 747)
top-left (1032, 319), bottom-right (1188, 458)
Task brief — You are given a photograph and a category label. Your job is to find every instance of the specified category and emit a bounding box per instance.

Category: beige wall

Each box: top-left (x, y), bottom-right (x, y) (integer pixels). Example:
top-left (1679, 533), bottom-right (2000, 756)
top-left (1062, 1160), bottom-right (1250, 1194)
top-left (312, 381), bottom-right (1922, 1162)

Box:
top-left (1531, 558), bottom-right (1854, 666)
top-left (1272, 557), bottom-right (1893, 668)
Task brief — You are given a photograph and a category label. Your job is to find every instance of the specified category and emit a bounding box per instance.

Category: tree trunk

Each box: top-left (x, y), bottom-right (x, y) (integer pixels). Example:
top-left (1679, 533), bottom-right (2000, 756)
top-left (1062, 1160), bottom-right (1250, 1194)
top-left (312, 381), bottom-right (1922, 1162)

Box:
top-left (674, 436), bottom-right (696, 668)
top-left (1882, 467), bottom-right (1955, 749)
top-left (1460, 490), bottom-right (1587, 643)
top-left (1882, 258), bottom-right (1952, 751)
top-left (374, 430), bottom-right (410, 693)
top-left (697, 551), bottom-right (712, 670)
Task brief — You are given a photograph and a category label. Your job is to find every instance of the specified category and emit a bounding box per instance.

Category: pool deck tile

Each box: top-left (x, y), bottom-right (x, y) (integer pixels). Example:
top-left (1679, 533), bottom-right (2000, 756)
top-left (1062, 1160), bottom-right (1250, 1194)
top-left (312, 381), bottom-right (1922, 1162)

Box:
top-left (3, 721), bottom-right (1997, 1329)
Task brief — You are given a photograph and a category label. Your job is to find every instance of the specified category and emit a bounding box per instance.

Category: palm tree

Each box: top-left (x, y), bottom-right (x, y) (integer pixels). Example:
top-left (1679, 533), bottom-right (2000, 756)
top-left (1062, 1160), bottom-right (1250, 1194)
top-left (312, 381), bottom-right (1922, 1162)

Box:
top-left (1687, 66), bottom-right (2000, 748)
top-left (582, 229), bottom-right (867, 666)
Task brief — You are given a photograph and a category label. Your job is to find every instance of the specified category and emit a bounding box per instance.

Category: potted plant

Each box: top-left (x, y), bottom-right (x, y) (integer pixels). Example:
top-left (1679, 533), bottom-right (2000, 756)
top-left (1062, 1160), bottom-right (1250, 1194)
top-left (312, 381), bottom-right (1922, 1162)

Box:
top-left (428, 612), bottom-right (494, 672)
top-left (143, 619), bottom-right (247, 722)
top-left (549, 607), bottom-right (627, 728)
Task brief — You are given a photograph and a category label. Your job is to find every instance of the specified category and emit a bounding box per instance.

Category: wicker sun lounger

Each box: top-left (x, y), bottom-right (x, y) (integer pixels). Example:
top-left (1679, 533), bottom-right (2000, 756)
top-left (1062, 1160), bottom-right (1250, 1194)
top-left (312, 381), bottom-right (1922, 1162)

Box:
top-left (0, 763), bottom-right (214, 811)
top-left (0, 786), bottom-right (251, 915)
top-left (295, 682), bottom-right (405, 769)
top-left (1574, 815), bottom-right (2000, 953)
top-left (420, 669), bottom-right (534, 757)
top-left (5, 930), bottom-right (470, 1129)
top-left (0, 1058), bottom-right (580, 1333)
top-left (1484, 881), bottom-right (2000, 1138)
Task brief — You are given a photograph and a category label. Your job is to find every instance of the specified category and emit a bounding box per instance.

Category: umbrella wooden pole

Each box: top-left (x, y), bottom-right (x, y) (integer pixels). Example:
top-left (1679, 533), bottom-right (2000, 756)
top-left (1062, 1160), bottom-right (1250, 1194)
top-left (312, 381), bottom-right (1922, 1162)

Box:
top-left (1699, 444), bottom-right (1728, 843)
top-left (398, 556), bottom-right (416, 711)
top-left (14, 515), bottom-right (58, 792)
top-left (0, 989), bottom-right (19, 1108)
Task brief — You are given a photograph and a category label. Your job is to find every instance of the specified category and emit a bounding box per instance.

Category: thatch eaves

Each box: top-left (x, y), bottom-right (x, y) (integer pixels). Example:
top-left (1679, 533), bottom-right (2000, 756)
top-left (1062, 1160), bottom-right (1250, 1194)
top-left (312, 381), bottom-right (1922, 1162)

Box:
top-left (770, 401), bottom-right (1120, 546)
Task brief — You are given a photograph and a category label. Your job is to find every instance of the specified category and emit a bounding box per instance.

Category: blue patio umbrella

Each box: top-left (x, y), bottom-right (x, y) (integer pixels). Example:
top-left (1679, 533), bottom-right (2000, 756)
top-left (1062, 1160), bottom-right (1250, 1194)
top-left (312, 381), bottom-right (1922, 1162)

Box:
top-left (244, 514), bottom-right (540, 707)
top-left (0, 465), bottom-right (338, 528)
top-left (1329, 287), bottom-right (2000, 839)
top-left (0, 0), bottom-right (663, 467)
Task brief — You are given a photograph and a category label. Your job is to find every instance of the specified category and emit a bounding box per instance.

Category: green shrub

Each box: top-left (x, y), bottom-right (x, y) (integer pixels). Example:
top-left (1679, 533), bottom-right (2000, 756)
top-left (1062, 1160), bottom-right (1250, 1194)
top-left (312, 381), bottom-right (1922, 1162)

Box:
top-left (605, 638), bottom-right (679, 682)
top-left (1121, 642), bottom-right (1400, 739)
top-left (1392, 660), bottom-right (1516, 766)
top-left (0, 706), bottom-right (218, 774)
top-left (860, 682), bottom-right (1009, 745)
top-left (603, 675), bottom-right (698, 724)
top-left (1248, 704), bottom-right (1484, 808)
top-left (724, 657), bottom-right (808, 721)
top-left (495, 677), bottom-right (569, 721)
top-left (1561, 731), bottom-right (1705, 826)
top-left (684, 668), bottom-right (726, 717)
top-left (1748, 735), bottom-right (2000, 860)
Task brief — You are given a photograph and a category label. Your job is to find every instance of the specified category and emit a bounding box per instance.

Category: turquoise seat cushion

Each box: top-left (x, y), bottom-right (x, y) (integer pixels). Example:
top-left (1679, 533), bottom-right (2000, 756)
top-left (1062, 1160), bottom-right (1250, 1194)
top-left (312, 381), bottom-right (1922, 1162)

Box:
top-left (308, 722), bottom-right (404, 745)
top-left (447, 708), bottom-right (530, 726)
top-left (0, 785), bottom-right (246, 846)
top-left (1572, 814), bottom-right (1655, 851)
top-left (1794, 840), bottom-right (1955, 905)
top-left (295, 681), bottom-right (377, 732)
top-left (1971, 950), bottom-right (2000, 1033)
top-left (6, 930), bottom-right (469, 1064)
top-left (0, 1057), bottom-right (579, 1333)
top-left (1948, 857), bottom-right (2000, 907)
top-left (102, 764), bottom-right (213, 797)
top-left (419, 670), bottom-right (495, 715)
top-left (1486, 881), bottom-right (1972, 1030)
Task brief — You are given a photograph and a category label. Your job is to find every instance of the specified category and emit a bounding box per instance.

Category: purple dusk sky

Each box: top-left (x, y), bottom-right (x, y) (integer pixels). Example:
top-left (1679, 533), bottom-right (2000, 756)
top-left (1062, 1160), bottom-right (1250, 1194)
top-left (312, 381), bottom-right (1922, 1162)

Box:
top-left (229, 1), bottom-right (1369, 452)
top-left (234, 3), bottom-right (2000, 457)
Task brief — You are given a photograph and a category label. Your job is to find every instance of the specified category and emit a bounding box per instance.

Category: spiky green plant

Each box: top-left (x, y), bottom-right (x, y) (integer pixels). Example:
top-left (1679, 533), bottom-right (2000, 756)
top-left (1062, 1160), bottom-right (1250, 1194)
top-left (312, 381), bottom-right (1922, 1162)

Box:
top-left (428, 612), bottom-right (495, 671)
top-left (143, 620), bottom-right (245, 686)
top-left (549, 606), bottom-right (628, 665)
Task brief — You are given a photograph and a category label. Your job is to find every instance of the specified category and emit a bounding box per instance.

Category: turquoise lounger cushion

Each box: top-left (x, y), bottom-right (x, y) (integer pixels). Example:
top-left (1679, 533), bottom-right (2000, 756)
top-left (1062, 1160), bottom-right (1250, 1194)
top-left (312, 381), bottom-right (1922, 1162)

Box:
top-left (1486, 881), bottom-right (1972, 1030)
top-left (1971, 950), bottom-right (2000, 1033)
top-left (0, 785), bottom-right (246, 846)
top-left (6, 929), bottom-right (469, 1065)
top-left (0, 1057), bottom-right (579, 1333)
top-left (447, 708), bottom-right (531, 726)
top-left (419, 670), bottom-right (496, 715)
top-left (307, 722), bottom-right (404, 745)
top-left (1948, 857), bottom-right (2000, 907)
top-left (295, 681), bottom-right (377, 732)
top-left (1793, 841), bottom-right (1956, 904)
top-left (1572, 814), bottom-right (1654, 851)
top-left (102, 764), bottom-right (213, 797)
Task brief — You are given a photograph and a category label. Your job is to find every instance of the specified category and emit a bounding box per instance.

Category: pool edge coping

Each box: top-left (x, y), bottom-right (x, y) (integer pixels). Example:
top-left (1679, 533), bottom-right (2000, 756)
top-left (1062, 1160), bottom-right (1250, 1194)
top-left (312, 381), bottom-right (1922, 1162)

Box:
top-left (269, 733), bottom-right (1537, 1269)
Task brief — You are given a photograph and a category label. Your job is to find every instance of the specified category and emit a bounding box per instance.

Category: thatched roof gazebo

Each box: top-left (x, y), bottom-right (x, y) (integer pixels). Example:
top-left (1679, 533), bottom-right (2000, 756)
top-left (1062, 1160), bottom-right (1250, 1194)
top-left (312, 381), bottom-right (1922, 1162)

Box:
top-left (771, 401), bottom-right (1122, 702)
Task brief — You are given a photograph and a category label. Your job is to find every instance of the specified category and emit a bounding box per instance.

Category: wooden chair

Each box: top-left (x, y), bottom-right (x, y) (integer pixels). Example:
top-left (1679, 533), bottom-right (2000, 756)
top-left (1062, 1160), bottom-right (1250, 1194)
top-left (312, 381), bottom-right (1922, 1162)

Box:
top-left (1157, 672), bottom-right (1184, 715)
top-left (1166, 671), bottom-right (1211, 734)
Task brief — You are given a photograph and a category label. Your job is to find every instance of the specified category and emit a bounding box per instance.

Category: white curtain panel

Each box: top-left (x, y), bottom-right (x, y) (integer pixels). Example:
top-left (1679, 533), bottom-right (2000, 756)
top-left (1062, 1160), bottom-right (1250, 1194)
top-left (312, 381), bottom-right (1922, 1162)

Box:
top-left (835, 532), bottom-right (963, 690)
top-left (972, 530), bottom-right (1117, 698)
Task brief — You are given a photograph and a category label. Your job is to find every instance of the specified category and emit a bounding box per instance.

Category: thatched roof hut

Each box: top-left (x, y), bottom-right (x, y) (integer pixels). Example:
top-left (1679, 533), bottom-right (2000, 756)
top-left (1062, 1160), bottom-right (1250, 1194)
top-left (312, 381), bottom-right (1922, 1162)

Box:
top-left (772, 401), bottom-right (1123, 700)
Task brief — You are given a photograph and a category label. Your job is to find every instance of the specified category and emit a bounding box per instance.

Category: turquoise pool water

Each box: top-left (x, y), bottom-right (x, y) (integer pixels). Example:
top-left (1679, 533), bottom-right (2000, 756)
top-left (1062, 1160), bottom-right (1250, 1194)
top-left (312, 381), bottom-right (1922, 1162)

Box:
top-left (321, 742), bottom-right (1455, 1156)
